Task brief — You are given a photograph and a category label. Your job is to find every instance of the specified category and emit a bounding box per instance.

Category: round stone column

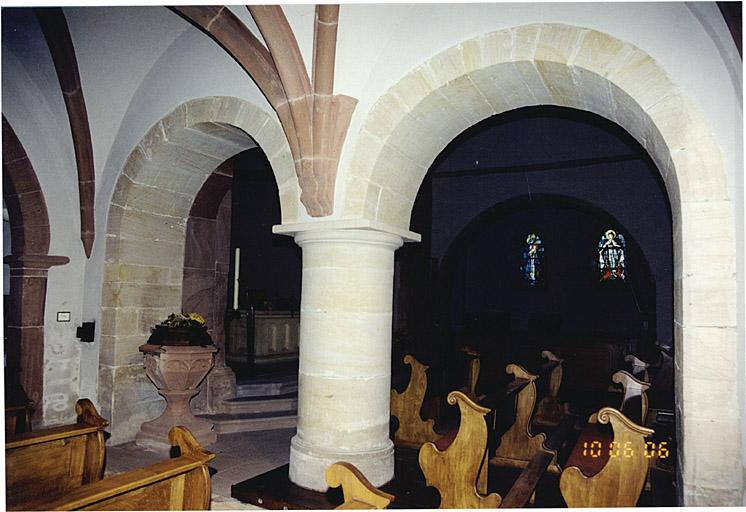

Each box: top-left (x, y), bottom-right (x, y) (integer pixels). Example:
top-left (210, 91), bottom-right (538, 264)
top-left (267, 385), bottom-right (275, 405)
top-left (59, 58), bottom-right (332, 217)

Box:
top-left (289, 228), bottom-right (403, 491)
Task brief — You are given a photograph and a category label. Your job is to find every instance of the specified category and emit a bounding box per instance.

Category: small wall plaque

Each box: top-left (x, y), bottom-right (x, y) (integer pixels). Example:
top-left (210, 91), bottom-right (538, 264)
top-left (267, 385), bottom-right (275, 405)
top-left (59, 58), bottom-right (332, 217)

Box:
top-left (57, 311), bottom-right (71, 322)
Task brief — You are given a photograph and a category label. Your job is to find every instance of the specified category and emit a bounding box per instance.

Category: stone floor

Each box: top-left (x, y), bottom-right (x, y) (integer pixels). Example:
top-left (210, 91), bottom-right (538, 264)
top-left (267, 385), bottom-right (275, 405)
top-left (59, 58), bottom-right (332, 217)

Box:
top-left (105, 428), bottom-right (296, 510)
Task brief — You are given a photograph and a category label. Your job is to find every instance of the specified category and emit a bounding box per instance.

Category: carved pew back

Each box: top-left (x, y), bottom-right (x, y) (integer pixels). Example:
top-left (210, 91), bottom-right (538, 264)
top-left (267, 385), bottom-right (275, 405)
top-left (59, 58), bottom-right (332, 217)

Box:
top-left (326, 462), bottom-right (395, 509)
top-left (419, 391), bottom-right (502, 509)
top-left (560, 407), bottom-right (654, 507)
top-left (534, 350), bottom-right (565, 427)
top-left (490, 364), bottom-right (560, 473)
top-left (390, 355), bottom-right (439, 448)
top-left (612, 370), bottom-right (650, 425)
top-left (22, 426), bottom-right (215, 511)
top-left (458, 346), bottom-right (484, 401)
top-left (624, 354), bottom-right (652, 382)
top-left (5, 399), bottom-right (108, 510)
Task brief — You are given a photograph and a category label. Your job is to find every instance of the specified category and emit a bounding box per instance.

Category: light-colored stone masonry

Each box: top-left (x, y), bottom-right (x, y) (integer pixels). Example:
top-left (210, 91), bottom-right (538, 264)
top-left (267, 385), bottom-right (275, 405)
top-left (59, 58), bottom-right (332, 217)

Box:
top-left (288, 228), bottom-right (403, 491)
top-left (100, 96), bottom-right (301, 444)
top-left (343, 23), bottom-right (741, 505)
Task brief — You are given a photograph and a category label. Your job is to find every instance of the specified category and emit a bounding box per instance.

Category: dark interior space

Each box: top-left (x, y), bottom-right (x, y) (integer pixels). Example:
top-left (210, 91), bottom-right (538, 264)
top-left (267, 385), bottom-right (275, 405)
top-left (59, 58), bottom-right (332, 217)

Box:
top-left (392, 105), bottom-right (674, 425)
top-left (225, 148), bottom-right (301, 379)
top-left (230, 148), bottom-right (301, 313)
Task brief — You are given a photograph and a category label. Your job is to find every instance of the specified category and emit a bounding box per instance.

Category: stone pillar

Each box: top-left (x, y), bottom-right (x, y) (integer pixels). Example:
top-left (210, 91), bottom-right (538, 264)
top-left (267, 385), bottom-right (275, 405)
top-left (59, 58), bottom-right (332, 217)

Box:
top-left (4, 254), bottom-right (69, 423)
top-left (289, 228), bottom-right (403, 491)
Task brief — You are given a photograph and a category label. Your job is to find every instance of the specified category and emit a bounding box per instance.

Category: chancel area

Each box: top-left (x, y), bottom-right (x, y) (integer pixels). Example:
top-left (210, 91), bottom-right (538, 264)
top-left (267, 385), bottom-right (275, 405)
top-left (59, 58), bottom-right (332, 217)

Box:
top-left (2, 3), bottom-right (744, 509)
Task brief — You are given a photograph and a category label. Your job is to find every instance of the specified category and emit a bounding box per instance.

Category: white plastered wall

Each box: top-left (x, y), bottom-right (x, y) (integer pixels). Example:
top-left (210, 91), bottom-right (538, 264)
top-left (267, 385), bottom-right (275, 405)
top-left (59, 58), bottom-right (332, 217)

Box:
top-left (2, 10), bottom-right (86, 424)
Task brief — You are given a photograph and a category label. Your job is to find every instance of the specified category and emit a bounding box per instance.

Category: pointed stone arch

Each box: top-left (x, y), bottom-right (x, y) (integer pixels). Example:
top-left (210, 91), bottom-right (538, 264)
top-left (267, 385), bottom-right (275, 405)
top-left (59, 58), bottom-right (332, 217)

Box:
top-left (344, 23), bottom-right (739, 504)
top-left (99, 96), bottom-right (300, 444)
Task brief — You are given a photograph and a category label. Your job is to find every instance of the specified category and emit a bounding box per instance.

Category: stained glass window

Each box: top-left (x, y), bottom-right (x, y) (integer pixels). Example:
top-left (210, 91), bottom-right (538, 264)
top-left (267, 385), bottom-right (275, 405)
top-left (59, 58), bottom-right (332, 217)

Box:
top-left (598, 229), bottom-right (626, 281)
top-left (521, 233), bottom-right (544, 286)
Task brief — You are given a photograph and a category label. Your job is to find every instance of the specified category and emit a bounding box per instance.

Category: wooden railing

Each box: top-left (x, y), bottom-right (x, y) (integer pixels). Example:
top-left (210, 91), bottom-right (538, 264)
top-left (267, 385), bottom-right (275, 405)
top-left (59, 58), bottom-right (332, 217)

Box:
top-left (226, 309), bottom-right (299, 365)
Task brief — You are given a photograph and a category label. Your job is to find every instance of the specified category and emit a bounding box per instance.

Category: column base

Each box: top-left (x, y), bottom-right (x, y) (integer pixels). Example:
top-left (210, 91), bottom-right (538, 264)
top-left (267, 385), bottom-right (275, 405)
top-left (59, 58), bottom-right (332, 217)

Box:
top-left (135, 413), bottom-right (217, 452)
top-left (288, 435), bottom-right (394, 492)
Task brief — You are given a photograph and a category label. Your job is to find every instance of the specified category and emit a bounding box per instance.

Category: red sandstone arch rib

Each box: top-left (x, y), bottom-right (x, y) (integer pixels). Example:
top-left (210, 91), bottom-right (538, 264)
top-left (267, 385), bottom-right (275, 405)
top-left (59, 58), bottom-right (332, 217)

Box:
top-left (2, 116), bottom-right (51, 255)
top-left (249, 5), bottom-right (357, 216)
top-left (248, 5), bottom-right (320, 214)
top-left (311, 6), bottom-right (358, 219)
top-left (34, 8), bottom-right (95, 258)
top-left (170, 6), bottom-right (305, 210)
top-left (171, 5), bottom-right (356, 217)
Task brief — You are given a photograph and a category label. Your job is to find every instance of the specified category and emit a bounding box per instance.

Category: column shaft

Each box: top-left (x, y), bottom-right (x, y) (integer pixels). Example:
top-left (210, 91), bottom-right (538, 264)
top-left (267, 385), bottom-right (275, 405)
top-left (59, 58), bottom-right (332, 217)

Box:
top-left (289, 229), bottom-right (402, 491)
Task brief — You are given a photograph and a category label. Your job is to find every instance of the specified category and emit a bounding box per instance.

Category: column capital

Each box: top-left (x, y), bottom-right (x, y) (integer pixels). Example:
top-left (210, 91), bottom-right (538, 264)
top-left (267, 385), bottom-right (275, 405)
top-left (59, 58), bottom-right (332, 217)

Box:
top-left (294, 227), bottom-right (405, 251)
top-left (273, 218), bottom-right (421, 243)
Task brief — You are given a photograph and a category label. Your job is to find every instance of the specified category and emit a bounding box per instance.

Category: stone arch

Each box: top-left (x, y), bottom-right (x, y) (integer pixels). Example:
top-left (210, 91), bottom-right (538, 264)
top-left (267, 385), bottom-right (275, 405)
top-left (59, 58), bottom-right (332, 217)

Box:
top-left (2, 116), bottom-right (69, 423)
top-left (345, 23), bottom-right (739, 504)
top-left (99, 96), bottom-right (300, 444)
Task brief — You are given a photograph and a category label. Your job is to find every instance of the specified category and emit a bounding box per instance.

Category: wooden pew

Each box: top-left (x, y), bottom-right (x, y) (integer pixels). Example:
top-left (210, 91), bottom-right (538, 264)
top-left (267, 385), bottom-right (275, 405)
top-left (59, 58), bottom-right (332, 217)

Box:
top-left (593, 370), bottom-right (650, 425)
top-left (6, 398), bottom-right (108, 510)
top-left (560, 407), bottom-right (655, 507)
top-left (499, 415), bottom-right (577, 508)
top-left (490, 364), bottom-right (561, 474)
top-left (419, 390), bottom-right (502, 508)
top-left (22, 426), bottom-right (216, 511)
top-left (533, 350), bottom-right (565, 428)
top-left (499, 450), bottom-right (555, 508)
top-left (325, 462), bottom-right (395, 509)
top-left (459, 345), bottom-right (485, 401)
top-left (390, 355), bottom-right (439, 449)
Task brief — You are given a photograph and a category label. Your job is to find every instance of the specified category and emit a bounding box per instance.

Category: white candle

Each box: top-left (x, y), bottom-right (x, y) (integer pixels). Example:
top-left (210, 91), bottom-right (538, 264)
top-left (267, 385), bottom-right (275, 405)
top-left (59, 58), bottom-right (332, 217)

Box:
top-left (233, 247), bottom-right (240, 310)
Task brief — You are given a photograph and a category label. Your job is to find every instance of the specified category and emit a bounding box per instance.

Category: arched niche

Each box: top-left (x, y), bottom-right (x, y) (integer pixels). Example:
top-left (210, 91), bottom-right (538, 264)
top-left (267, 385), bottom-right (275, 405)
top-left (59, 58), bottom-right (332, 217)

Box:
top-left (99, 96), bottom-right (300, 444)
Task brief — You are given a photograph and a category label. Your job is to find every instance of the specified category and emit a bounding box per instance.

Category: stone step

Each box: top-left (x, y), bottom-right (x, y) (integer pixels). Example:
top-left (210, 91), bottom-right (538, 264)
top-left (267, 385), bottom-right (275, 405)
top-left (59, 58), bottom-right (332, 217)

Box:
top-left (200, 410), bottom-right (297, 434)
top-left (235, 376), bottom-right (298, 398)
top-left (222, 393), bottom-right (298, 415)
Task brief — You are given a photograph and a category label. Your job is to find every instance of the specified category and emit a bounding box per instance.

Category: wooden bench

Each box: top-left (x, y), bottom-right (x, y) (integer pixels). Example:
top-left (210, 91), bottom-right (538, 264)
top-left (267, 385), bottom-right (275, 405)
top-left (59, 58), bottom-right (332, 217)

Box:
top-left (490, 364), bottom-right (560, 473)
top-left (22, 426), bottom-right (216, 511)
top-left (560, 407), bottom-right (655, 507)
top-left (325, 462), bottom-right (395, 509)
top-left (6, 398), bottom-right (108, 510)
top-left (533, 350), bottom-right (565, 428)
top-left (390, 355), bottom-right (439, 449)
top-left (419, 390), bottom-right (502, 508)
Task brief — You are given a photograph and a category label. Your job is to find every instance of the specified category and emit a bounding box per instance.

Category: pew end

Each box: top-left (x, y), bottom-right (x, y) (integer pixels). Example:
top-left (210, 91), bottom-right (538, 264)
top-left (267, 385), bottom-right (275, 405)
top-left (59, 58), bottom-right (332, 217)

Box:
top-left (419, 390), bottom-right (502, 509)
top-left (390, 355), bottom-right (439, 449)
top-left (534, 350), bottom-right (566, 428)
top-left (559, 407), bottom-right (655, 508)
top-left (325, 461), bottom-right (395, 509)
top-left (490, 364), bottom-right (561, 474)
